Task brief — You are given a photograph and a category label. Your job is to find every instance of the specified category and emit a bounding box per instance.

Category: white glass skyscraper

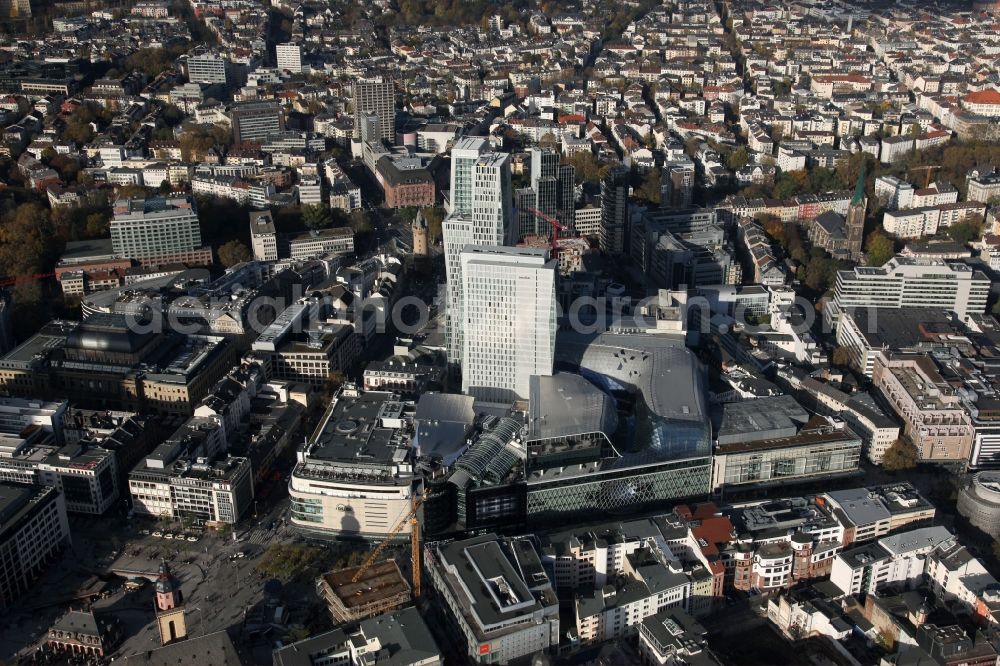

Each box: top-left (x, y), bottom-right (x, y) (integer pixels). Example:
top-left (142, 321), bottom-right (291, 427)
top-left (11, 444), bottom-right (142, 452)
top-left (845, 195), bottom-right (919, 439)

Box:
top-left (459, 246), bottom-right (557, 403)
top-left (443, 144), bottom-right (516, 365)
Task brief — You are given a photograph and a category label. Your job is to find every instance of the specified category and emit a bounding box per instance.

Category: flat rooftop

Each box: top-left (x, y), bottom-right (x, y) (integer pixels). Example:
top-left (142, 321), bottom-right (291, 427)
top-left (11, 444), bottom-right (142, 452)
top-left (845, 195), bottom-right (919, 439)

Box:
top-left (308, 391), bottom-right (409, 465)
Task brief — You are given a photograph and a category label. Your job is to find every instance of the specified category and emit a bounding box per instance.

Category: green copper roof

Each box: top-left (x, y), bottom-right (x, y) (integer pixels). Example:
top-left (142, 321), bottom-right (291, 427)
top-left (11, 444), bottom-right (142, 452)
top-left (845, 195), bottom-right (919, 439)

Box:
top-left (852, 159), bottom-right (866, 205)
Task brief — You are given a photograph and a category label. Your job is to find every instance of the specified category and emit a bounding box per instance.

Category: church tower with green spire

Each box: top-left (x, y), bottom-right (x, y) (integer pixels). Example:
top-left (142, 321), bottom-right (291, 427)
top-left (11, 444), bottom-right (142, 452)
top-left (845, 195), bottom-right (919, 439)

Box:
top-left (846, 160), bottom-right (867, 259)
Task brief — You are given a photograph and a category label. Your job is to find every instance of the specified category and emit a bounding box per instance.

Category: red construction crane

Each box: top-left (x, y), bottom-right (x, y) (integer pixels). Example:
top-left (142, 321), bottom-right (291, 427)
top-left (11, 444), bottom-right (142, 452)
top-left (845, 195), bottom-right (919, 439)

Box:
top-left (524, 207), bottom-right (568, 252)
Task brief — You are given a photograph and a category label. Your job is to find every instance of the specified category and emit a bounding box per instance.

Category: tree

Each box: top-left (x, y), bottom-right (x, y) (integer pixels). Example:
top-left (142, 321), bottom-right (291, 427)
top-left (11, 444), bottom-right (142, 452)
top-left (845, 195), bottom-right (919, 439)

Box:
top-left (948, 219), bottom-right (982, 244)
top-left (865, 230), bottom-right (894, 267)
top-left (218, 240), bottom-right (251, 267)
top-left (349, 210), bottom-right (373, 234)
top-left (302, 203), bottom-right (332, 230)
top-left (726, 146), bottom-right (750, 171)
top-left (882, 439), bottom-right (919, 472)
top-left (831, 346), bottom-right (853, 368)
top-left (638, 167), bottom-right (661, 205)
top-left (565, 151), bottom-right (605, 185)
top-left (421, 206), bottom-right (444, 244)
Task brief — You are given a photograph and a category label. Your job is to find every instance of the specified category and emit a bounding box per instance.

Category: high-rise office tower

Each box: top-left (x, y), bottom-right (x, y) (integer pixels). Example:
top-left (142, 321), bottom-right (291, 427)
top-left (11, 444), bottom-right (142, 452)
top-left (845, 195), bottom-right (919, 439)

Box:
top-left (449, 137), bottom-right (487, 216)
top-left (845, 161), bottom-right (867, 259)
top-left (557, 164), bottom-right (576, 232)
top-left (515, 187), bottom-right (537, 240)
top-left (231, 102), bottom-right (284, 144)
top-left (443, 146), bottom-right (516, 366)
top-left (111, 196), bottom-right (201, 260)
top-left (186, 53), bottom-right (228, 85)
top-left (527, 147), bottom-right (570, 237)
top-left (275, 43), bottom-right (303, 74)
top-left (460, 246), bottom-right (556, 403)
top-left (352, 81), bottom-right (395, 143)
top-left (600, 165), bottom-right (630, 255)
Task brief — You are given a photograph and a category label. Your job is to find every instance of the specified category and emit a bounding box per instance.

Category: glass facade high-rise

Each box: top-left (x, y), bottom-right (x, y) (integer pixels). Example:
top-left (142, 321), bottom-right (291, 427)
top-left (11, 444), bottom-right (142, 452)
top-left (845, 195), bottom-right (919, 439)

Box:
top-left (443, 145), bottom-right (516, 366)
top-left (525, 148), bottom-right (575, 238)
top-left (600, 165), bottom-right (630, 255)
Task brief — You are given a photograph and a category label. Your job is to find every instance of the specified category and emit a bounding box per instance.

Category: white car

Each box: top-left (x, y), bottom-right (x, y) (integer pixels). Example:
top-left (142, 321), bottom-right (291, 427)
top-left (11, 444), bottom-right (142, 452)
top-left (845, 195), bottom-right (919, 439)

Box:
top-left (187, 536), bottom-right (198, 542)
top-left (163, 533), bottom-right (174, 540)
top-left (152, 531), bottom-right (163, 538)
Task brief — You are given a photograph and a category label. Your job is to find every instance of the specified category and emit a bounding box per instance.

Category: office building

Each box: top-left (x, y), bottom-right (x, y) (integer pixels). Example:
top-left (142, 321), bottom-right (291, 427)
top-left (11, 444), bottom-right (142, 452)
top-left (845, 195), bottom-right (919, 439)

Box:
top-left (661, 158), bottom-right (696, 208)
top-left (110, 196), bottom-right (202, 261)
top-left (186, 53), bottom-right (228, 85)
top-left (0, 482), bottom-right (70, 610)
top-left (830, 256), bottom-right (990, 327)
top-left (287, 228), bottom-right (355, 260)
top-left (128, 419), bottom-right (253, 525)
top-left (443, 149), bottom-right (515, 365)
top-left (273, 606), bottom-right (442, 666)
top-left (288, 387), bottom-right (415, 539)
top-left (872, 354), bottom-right (974, 463)
top-left (525, 148), bottom-right (575, 237)
top-left (231, 102), bottom-right (285, 144)
top-left (0, 316), bottom-right (237, 417)
top-left (275, 43), bottom-right (302, 74)
top-left (639, 610), bottom-right (719, 666)
top-left (711, 399), bottom-right (862, 493)
top-left (251, 300), bottom-right (360, 387)
top-left (352, 81), bottom-right (395, 142)
top-left (426, 534), bottom-right (559, 664)
top-left (834, 307), bottom-right (959, 378)
top-left (249, 210), bottom-right (278, 261)
top-left (448, 136), bottom-right (486, 217)
top-left (459, 246), bottom-right (557, 403)
top-left (830, 526), bottom-right (952, 597)
top-left (599, 166), bottom-right (629, 255)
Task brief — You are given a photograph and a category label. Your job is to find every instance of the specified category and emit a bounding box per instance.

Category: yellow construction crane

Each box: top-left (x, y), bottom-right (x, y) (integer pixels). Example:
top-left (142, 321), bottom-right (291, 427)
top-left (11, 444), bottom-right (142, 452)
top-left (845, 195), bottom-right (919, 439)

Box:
top-left (351, 490), bottom-right (427, 598)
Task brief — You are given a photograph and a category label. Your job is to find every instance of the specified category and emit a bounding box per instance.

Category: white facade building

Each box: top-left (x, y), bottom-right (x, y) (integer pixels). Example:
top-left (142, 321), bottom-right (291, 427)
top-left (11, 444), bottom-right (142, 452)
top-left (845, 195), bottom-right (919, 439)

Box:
top-left (275, 43), bottom-right (302, 74)
top-left (110, 196), bottom-right (201, 260)
top-left (830, 526), bottom-right (952, 597)
top-left (459, 246), bottom-right (556, 403)
top-left (832, 256), bottom-right (990, 324)
top-left (443, 144), bottom-right (516, 366)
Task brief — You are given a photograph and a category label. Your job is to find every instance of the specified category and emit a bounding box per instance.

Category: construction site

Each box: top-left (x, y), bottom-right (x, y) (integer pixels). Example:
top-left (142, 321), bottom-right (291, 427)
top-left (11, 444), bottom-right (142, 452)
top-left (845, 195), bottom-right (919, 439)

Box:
top-left (318, 560), bottom-right (412, 625)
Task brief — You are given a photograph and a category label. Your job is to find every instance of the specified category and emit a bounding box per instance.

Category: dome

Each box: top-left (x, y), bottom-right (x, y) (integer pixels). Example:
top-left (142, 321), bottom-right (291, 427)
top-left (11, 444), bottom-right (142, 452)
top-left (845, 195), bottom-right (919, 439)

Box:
top-left (66, 314), bottom-right (156, 354)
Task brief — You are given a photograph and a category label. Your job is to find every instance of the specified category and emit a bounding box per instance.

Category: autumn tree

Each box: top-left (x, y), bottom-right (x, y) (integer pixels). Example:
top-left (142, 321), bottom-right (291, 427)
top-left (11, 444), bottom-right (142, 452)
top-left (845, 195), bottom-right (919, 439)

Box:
top-left (420, 206), bottom-right (444, 244)
top-left (882, 439), bottom-right (919, 472)
top-left (831, 346), bottom-right (853, 368)
top-left (565, 151), bottom-right (605, 185)
top-left (865, 230), bottom-right (895, 267)
top-left (638, 167), bottom-right (662, 205)
top-left (726, 146), bottom-right (750, 171)
top-left (218, 240), bottom-right (251, 267)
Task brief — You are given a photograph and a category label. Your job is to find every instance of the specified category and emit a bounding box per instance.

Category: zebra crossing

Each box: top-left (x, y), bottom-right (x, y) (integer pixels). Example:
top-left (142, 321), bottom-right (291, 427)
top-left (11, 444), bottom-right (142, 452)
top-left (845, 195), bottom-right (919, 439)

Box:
top-left (243, 528), bottom-right (272, 545)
